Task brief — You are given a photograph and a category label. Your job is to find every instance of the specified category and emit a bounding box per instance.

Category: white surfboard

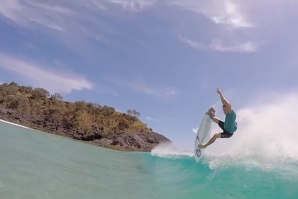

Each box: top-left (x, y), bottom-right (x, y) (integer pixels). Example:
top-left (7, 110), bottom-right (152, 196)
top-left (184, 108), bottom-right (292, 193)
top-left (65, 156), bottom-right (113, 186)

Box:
top-left (194, 110), bottom-right (213, 162)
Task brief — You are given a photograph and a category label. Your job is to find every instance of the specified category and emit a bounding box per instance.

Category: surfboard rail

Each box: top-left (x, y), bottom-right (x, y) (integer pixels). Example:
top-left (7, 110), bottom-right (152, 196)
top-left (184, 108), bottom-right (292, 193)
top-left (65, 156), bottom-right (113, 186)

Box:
top-left (194, 107), bottom-right (214, 162)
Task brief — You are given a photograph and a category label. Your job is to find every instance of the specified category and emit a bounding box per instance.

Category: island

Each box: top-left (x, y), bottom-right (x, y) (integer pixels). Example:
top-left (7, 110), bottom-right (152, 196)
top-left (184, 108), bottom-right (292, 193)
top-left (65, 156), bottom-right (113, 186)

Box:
top-left (0, 82), bottom-right (171, 152)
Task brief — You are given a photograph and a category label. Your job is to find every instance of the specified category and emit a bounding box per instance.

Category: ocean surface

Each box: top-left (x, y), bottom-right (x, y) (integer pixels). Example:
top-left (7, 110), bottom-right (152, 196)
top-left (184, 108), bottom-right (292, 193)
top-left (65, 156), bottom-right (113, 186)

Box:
top-left (0, 120), bottom-right (297, 199)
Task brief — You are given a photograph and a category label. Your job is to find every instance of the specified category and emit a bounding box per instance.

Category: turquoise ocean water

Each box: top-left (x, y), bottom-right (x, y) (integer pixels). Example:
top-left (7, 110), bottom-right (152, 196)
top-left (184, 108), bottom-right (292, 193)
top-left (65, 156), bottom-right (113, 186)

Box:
top-left (0, 120), bottom-right (297, 199)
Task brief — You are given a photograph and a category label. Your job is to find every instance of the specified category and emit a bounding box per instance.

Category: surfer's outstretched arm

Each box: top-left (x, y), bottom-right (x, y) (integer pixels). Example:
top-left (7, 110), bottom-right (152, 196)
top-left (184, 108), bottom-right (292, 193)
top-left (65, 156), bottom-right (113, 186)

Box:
top-left (217, 88), bottom-right (232, 113)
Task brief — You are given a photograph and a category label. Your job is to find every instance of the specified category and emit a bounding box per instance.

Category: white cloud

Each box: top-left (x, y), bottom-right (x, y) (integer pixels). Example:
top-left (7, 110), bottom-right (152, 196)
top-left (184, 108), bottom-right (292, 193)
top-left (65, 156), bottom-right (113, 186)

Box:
top-left (0, 0), bottom-right (155, 37)
top-left (0, 53), bottom-right (93, 94)
top-left (178, 36), bottom-right (208, 51)
top-left (0, 0), bottom-right (293, 58)
top-left (28, 18), bottom-right (66, 32)
top-left (0, 0), bottom-right (253, 44)
top-left (168, 0), bottom-right (254, 28)
top-left (165, 90), bottom-right (177, 95)
top-left (0, 0), bottom-right (73, 30)
top-left (0, 0), bottom-right (120, 54)
top-left (173, 0), bottom-right (260, 54)
top-left (146, 117), bottom-right (161, 122)
top-left (174, 0), bottom-right (298, 54)
top-left (210, 39), bottom-right (257, 53)
top-left (209, 0), bottom-right (254, 28)
top-left (107, 77), bottom-right (177, 97)
top-left (179, 36), bottom-right (257, 53)
top-left (108, 0), bottom-right (156, 12)
top-left (1, 0), bottom-right (297, 68)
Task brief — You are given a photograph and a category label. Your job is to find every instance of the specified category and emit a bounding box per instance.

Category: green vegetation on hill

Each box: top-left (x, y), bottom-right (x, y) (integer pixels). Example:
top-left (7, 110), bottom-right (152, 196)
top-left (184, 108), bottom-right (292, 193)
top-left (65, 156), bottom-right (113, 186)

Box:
top-left (0, 82), bottom-right (151, 136)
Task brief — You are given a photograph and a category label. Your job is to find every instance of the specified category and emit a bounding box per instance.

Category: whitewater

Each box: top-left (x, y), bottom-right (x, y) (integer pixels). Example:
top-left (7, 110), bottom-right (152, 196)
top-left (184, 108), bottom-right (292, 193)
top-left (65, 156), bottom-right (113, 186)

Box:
top-left (0, 92), bottom-right (298, 198)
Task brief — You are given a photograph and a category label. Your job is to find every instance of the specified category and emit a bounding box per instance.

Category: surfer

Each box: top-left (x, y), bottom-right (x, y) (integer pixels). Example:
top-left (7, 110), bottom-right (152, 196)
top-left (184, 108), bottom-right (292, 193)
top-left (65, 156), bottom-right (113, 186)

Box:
top-left (199, 88), bottom-right (237, 149)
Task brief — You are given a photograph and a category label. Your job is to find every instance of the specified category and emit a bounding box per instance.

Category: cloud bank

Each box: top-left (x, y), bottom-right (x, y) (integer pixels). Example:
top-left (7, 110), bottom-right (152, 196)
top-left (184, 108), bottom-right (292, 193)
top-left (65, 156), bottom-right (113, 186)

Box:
top-left (0, 53), bottom-right (93, 94)
top-left (1, 0), bottom-right (293, 55)
top-left (107, 77), bottom-right (177, 98)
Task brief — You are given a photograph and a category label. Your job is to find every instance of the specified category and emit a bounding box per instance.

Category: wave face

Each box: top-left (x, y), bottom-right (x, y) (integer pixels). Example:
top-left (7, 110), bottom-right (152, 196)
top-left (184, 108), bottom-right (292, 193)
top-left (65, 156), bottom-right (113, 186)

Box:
top-left (145, 142), bottom-right (298, 199)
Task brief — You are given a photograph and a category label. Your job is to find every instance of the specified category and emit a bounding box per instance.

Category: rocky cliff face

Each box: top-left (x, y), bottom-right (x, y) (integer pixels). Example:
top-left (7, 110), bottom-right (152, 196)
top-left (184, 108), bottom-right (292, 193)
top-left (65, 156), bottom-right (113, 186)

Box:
top-left (100, 131), bottom-right (170, 152)
top-left (0, 108), bottom-right (171, 152)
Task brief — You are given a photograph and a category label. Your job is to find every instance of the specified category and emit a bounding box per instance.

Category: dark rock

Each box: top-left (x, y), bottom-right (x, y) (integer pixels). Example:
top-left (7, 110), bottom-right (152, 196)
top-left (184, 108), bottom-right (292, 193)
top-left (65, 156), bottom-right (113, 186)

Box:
top-left (95, 138), bottom-right (113, 145)
top-left (79, 132), bottom-right (103, 141)
top-left (106, 131), bottom-right (171, 152)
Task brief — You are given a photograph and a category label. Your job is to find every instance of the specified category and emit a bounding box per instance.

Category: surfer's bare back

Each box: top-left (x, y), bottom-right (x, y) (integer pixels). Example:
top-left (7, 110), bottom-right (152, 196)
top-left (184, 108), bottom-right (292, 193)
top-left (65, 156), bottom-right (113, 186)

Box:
top-left (199, 88), bottom-right (238, 149)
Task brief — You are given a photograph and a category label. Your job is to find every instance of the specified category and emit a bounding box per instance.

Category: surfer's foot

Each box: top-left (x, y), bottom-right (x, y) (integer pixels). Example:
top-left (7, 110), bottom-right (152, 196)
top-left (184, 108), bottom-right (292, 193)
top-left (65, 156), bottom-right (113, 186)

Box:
top-left (205, 107), bottom-right (216, 117)
top-left (206, 111), bottom-right (215, 119)
top-left (199, 144), bottom-right (206, 149)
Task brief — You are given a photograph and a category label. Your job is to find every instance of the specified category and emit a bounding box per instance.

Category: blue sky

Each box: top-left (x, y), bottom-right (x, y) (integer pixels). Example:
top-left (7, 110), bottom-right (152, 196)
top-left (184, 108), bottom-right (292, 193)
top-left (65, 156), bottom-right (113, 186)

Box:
top-left (1, 0), bottom-right (298, 151)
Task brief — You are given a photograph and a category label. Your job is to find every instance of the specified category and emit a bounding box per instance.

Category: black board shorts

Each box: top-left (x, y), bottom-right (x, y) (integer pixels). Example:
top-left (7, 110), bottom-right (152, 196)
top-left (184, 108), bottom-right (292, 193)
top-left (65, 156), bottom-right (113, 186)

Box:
top-left (218, 120), bottom-right (233, 138)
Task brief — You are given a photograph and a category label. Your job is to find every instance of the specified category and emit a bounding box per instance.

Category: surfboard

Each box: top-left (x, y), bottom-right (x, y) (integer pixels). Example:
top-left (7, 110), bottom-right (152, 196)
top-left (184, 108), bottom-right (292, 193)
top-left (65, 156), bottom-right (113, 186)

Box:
top-left (194, 108), bottom-right (214, 162)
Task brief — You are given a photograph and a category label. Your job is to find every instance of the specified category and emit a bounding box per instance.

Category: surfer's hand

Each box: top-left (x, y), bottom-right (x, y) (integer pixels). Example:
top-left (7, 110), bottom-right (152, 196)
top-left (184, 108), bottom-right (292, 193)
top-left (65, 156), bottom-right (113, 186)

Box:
top-left (210, 111), bottom-right (215, 118)
top-left (216, 88), bottom-right (222, 95)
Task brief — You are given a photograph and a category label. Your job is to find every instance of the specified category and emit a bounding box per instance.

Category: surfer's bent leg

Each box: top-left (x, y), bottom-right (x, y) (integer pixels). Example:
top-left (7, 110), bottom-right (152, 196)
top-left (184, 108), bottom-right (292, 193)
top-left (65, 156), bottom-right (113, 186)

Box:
top-left (209, 112), bottom-right (220, 124)
top-left (217, 120), bottom-right (225, 131)
top-left (211, 116), bottom-right (219, 124)
top-left (199, 133), bottom-right (221, 149)
top-left (199, 120), bottom-right (227, 149)
top-left (199, 120), bottom-right (234, 149)
top-left (217, 121), bottom-right (233, 138)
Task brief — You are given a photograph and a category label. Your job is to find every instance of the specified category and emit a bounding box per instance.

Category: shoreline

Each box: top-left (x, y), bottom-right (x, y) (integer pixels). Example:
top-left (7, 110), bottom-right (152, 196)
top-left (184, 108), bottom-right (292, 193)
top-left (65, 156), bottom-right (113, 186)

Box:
top-left (0, 119), bottom-right (31, 129)
top-left (0, 117), bottom-right (151, 152)
top-left (0, 117), bottom-right (131, 152)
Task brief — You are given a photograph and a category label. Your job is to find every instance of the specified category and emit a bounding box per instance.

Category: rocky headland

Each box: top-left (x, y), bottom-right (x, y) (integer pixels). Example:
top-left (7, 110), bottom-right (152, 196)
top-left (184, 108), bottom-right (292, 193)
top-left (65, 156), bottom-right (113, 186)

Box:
top-left (0, 82), bottom-right (171, 152)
